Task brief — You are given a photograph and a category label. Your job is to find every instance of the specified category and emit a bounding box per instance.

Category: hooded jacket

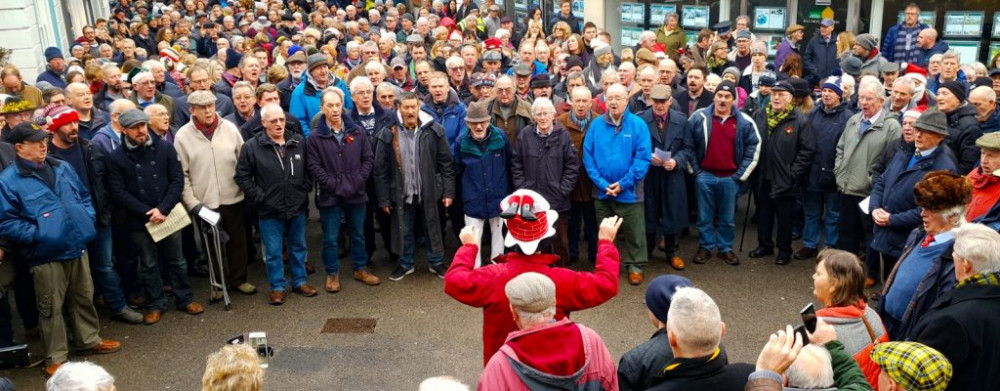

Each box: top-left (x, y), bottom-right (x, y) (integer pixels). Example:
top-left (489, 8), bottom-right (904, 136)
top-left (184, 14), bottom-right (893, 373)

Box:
top-left (445, 241), bottom-right (619, 365)
top-left (944, 104), bottom-right (983, 174)
top-left (478, 319), bottom-right (618, 390)
top-left (512, 122), bottom-right (579, 212)
top-left (687, 104), bottom-right (762, 183)
top-left (305, 113), bottom-right (372, 208)
top-left (857, 50), bottom-right (889, 77)
top-left (835, 111), bottom-right (902, 197)
top-left (751, 107), bottom-right (816, 197)
top-left (234, 132), bottom-right (311, 220)
top-left (421, 89), bottom-right (467, 147)
top-left (453, 126), bottom-right (511, 220)
top-left (91, 124), bottom-right (123, 153)
top-left (807, 102), bottom-right (854, 192)
top-left (583, 111), bottom-right (652, 203)
top-left (289, 70), bottom-right (354, 136)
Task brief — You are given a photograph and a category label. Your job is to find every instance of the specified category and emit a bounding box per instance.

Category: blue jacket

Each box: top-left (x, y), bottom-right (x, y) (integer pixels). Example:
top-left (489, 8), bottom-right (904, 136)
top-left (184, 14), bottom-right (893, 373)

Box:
top-left (453, 126), bottom-right (511, 219)
top-left (806, 103), bottom-right (854, 192)
top-left (91, 124), bottom-right (121, 154)
top-left (982, 108), bottom-right (1000, 134)
top-left (582, 111), bottom-right (652, 203)
top-left (0, 158), bottom-right (96, 265)
top-left (803, 34), bottom-right (838, 86)
top-left (927, 69), bottom-right (968, 95)
top-left (881, 22), bottom-right (929, 62)
top-left (912, 40), bottom-right (949, 68)
top-left (687, 104), bottom-right (761, 183)
top-left (877, 228), bottom-right (955, 339)
top-left (421, 90), bottom-right (467, 148)
top-left (869, 146), bottom-right (956, 258)
top-left (36, 69), bottom-right (66, 89)
top-left (289, 71), bottom-right (353, 137)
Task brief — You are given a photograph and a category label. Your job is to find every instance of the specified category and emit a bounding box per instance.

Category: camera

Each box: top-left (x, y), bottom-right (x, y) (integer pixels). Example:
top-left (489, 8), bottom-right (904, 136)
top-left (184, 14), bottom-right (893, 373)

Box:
top-left (0, 344), bottom-right (29, 369)
top-left (227, 332), bottom-right (272, 368)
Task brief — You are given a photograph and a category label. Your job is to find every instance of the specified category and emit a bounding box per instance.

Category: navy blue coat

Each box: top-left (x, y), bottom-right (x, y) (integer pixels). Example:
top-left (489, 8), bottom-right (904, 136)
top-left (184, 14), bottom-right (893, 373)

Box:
top-left (105, 135), bottom-right (184, 230)
top-left (641, 108), bottom-right (693, 235)
top-left (869, 146), bottom-right (956, 258)
top-left (453, 126), bottom-right (511, 220)
top-left (806, 103), bottom-right (853, 192)
top-left (803, 34), bottom-right (839, 87)
top-left (305, 114), bottom-right (373, 208)
top-left (0, 158), bottom-right (95, 265)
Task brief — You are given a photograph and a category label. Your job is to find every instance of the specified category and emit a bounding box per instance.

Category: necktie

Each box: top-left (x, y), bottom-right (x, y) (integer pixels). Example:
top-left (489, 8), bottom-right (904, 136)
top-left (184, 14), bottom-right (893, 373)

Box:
top-left (915, 150), bottom-right (922, 157)
top-left (921, 234), bottom-right (935, 248)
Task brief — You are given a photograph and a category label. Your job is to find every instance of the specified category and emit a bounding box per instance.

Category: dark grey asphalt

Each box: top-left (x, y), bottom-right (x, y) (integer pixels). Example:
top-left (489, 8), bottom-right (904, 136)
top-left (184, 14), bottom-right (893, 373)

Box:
top-left (0, 203), bottom-right (832, 390)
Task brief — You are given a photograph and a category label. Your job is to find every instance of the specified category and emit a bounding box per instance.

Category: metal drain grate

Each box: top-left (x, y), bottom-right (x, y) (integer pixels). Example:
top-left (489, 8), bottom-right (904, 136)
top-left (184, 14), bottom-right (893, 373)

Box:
top-left (321, 318), bottom-right (377, 333)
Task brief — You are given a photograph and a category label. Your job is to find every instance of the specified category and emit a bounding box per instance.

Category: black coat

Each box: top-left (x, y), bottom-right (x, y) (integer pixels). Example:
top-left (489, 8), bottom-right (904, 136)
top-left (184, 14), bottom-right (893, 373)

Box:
top-left (618, 325), bottom-right (673, 391)
top-left (238, 109), bottom-right (304, 142)
top-left (641, 108), bottom-right (693, 235)
top-left (0, 142), bottom-right (14, 169)
top-left (510, 123), bottom-right (579, 213)
top-left (910, 279), bottom-right (1000, 391)
top-left (234, 132), bottom-right (311, 220)
top-left (806, 103), bottom-right (853, 192)
top-left (277, 76), bottom-right (301, 112)
top-left (751, 108), bottom-right (816, 197)
top-left (944, 104), bottom-right (983, 174)
top-left (672, 89), bottom-right (713, 117)
top-left (348, 104), bottom-right (395, 151)
top-left (803, 35), bottom-right (838, 86)
top-left (105, 136), bottom-right (184, 230)
top-left (646, 348), bottom-right (752, 391)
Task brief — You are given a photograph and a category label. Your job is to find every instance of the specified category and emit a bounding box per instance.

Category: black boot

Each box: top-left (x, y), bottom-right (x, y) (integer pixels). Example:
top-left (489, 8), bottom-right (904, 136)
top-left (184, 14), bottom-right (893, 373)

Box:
top-left (646, 233), bottom-right (657, 259)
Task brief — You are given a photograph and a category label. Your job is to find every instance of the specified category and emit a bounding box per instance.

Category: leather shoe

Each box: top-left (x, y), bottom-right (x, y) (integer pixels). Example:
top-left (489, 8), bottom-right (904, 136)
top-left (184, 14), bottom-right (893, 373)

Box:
top-left (354, 269), bottom-right (381, 285)
top-left (775, 252), bottom-right (792, 266)
top-left (326, 274), bottom-right (341, 293)
top-left (794, 247), bottom-right (818, 260)
top-left (269, 291), bottom-right (285, 305)
top-left (185, 302), bottom-right (204, 315)
top-left (693, 248), bottom-right (712, 264)
top-left (293, 284), bottom-right (319, 297)
top-left (305, 262), bottom-right (316, 275)
top-left (865, 277), bottom-right (876, 288)
top-left (144, 311), bottom-right (162, 325)
top-left (78, 340), bottom-right (121, 355)
top-left (627, 271), bottom-right (644, 285)
top-left (748, 247), bottom-right (774, 258)
top-left (719, 251), bottom-right (740, 266)
top-left (44, 362), bottom-right (62, 377)
top-left (188, 262), bottom-right (209, 278)
top-left (669, 256), bottom-right (686, 270)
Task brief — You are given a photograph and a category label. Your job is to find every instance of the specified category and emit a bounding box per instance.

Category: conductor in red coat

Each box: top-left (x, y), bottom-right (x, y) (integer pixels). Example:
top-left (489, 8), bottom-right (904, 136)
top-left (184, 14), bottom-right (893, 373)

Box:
top-left (444, 188), bottom-right (622, 365)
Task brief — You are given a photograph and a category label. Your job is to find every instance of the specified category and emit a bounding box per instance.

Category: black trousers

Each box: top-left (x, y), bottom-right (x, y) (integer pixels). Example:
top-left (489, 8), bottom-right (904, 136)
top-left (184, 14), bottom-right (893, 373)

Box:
top-left (364, 195), bottom-right (396, 262)
top-left (837, 193), bottom-right (874, 255)
top-left (756, 180), bottom-right (795, 253)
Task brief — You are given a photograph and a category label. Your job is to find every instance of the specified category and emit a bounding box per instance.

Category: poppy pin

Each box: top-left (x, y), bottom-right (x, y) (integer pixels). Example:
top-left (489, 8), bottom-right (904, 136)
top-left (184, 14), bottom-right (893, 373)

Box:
top-left (785, 126), bottom-right (793, 134)
top-left (346, 135), bottom-right (355, 145)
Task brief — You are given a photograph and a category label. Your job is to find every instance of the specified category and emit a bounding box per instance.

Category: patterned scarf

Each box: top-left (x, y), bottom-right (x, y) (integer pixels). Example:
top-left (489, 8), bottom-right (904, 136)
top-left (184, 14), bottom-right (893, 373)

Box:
top-left (706, 56), bottom-right (727, 71)
top-left (765, 105), bottom-right (793, 132)
top-left (955, 271), bottom-right (1000, 289)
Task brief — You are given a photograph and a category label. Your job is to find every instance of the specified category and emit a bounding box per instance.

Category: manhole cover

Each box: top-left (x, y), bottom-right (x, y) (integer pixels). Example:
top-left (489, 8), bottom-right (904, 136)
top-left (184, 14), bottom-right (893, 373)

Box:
top-left (322, 318), bottom-right (377, 333)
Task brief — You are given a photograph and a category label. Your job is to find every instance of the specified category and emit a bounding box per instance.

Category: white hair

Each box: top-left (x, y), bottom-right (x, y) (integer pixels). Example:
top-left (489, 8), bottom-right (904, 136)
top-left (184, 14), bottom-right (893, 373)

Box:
top-left (142, 59), bottom-right (165, 71)
top-left (971, 86), bottom-right (997, 103)
top-left (954, 223), bottom-right (1000, 274)
top-left (893, 75), bottom-right (916, 93)
top-left (841, 76), bottom-right (856, 97)
top-left (376, 81), bottom-right (397, 95)
top-left (46, 361), bottom-right (115, 391)
top-left (349, 76), bottom-right (374, 92)
top-left (607, 83), bottom-right (627, 98)
top-left (531, 97), bottom-right (555, 114)
top-left (639, 31), bottom-right (657, 43)
top-left (419, 376), bottom-right (469, 391)
top-left (786, 345), bottom-right (835, 389)
top-left (260, 103), bottom-right (283, 120)
top-left (570, 86), bottom-right (592, 100)
top-left (618, 62), bottom-right (636, 73)
top-left (365, 60), bottom-right (385, 75)
top-left (858, 79), bottom-right (885, 100)
top-left (600, 68), bottom-right (620, 83)
top-left (666, 287), bottom-right (722, 357)
top-left (496, 28), bottom-right (510, 39)
top-left (445, 56), bottom-right (464, 69)
top-left (320, 86), bottom-right (345, 105)
top-left (505, 272), bottom-right (556, 326)
top-left (638, 66), bottom-right (657, 79)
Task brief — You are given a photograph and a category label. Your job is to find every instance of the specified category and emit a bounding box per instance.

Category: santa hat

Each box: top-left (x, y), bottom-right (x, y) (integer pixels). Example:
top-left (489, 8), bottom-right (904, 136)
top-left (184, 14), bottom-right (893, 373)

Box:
top-left (46, 105), bottom-right (80, 131)
top-left (484, 37), bottom-right (502, 51)
top-left (500, 189), bottom-right (558, 254)
top-left (449, 30), bottom-right (463, 42)
top-left (903, 63), bottom-right (928, 86)
top-left (159, 47), bottom-right (180, 63)
top-left (903, 105), bottom-right (927, 120)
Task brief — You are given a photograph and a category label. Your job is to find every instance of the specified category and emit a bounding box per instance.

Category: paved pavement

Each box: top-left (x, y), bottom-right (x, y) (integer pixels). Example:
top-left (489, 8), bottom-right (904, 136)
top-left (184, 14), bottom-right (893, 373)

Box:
top-left (0, 206), bottom-right (833, 390)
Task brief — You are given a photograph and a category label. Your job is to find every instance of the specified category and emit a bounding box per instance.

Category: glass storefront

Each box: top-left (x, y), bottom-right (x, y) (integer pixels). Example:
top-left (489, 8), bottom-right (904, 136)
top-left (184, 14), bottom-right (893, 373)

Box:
top-left (878, 0), bottom-right (999, 64)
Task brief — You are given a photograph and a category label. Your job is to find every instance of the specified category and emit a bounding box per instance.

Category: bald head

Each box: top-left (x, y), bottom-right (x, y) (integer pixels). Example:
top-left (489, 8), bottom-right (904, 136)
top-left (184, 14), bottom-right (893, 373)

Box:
top-left (109, 99), bottom-right (138, 131)
top-left (970, 86), bottom-right (997, 117)
top-left (66, 82), bottom-right (94, 112)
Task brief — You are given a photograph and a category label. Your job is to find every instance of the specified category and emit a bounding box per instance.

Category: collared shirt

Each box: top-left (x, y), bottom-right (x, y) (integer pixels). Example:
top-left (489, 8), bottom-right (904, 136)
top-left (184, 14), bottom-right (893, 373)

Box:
top-left (398, 124), bottom-right (422, 203)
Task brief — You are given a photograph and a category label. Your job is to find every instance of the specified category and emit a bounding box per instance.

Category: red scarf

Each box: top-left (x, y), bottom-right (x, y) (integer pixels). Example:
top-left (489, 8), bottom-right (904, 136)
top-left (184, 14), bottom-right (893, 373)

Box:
top-left (194, 114), bottom-right (220, 139)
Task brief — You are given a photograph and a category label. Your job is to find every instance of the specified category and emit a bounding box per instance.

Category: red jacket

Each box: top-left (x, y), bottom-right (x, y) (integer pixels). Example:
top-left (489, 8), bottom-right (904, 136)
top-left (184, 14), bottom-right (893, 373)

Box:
top-left (444, 240), bottom-right (620, 365)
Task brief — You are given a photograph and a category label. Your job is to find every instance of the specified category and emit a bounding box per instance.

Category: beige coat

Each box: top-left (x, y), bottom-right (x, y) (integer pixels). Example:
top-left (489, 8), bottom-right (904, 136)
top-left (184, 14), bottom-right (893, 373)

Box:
top-left (174, 117), bottom-right (245, 210)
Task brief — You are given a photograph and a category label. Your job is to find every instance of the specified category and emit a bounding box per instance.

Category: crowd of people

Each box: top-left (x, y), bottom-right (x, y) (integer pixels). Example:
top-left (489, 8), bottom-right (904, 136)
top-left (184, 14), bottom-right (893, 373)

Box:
top-left (1, 0), bottom-right (1000, 389)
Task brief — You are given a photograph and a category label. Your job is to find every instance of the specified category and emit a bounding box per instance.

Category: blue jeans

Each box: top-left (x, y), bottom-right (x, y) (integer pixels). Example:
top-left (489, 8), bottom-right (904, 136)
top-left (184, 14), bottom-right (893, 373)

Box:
top-left (87, 225), bottom-right (127, 312)
top-left (400, 201), bottom-right (444, 269)
top-left (695, 172), bottom-right (739, 252)
top-left (320, 205), bottom-right (369, 275)
top-left (803, 190), bottom-right (840, 249)
top-left (259, 215), bottom-right (308, 291)
top-left (132, 230), bottom-right (193, 311)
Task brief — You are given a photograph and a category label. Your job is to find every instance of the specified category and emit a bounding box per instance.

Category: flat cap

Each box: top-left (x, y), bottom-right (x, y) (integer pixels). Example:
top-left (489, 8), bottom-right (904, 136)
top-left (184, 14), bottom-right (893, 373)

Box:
top-left (881, 61), bottom-right (900, 73)
top-left (736, 29), bottom-right (752, 40)
top-left (871, 342), bottom-right (952, 391)
top-left (118, 109), bottom-right (150, 128)
top-left (513, 63), bottom-right (532, 76)
top-left (307, 53), bottom-right (328, 72)
top-left (390, 56), bottom-right (407, 69)
top-left (482, 50), bottom-right (502, 62)
top-left (635, 48), bottom-right (656, 64)
top-left (785, 24), bottom-right (804, 35)
top-left (650, 84), bottom-right (672, 100)
top-left (530, 74), bottom-right (552, 88)
top-left (976, 132), bottom-right (1000, 150)
top-left (188, 90), bottom-right (217, 106)
top-left (406, 33), bottom-right (424, 44)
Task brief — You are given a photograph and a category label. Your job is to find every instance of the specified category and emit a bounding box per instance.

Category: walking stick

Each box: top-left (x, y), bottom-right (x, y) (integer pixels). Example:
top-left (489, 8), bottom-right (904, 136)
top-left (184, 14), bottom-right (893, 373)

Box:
top-left (739, 189), bottom-right (753, 252)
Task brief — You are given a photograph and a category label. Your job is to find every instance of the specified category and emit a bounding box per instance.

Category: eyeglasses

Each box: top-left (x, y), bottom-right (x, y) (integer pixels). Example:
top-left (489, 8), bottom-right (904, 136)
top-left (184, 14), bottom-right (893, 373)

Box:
top-left (266, 118), bottom-right (286, 124)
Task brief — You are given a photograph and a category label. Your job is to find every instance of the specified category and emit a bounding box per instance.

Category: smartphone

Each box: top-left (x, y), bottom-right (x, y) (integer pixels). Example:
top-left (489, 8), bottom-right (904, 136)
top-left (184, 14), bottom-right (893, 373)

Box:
top-left (248, 332), bottom-right (269, 368)
top-left (800, 303), bottom-right (817, 334)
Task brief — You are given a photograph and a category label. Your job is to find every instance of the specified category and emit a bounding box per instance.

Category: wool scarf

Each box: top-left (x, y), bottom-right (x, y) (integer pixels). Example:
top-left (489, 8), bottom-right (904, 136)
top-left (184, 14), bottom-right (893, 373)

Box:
top-left (194, 114), bottom-right (220, 139)
top-left (765, 105), bottom-right (793, 132)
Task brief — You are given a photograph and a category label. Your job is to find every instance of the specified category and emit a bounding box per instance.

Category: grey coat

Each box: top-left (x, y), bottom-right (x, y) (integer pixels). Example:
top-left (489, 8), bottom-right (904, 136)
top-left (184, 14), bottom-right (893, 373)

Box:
top-left (834, 112), bottom-right (902, 197)
top-left (373, 111), bottom-right (455, 255)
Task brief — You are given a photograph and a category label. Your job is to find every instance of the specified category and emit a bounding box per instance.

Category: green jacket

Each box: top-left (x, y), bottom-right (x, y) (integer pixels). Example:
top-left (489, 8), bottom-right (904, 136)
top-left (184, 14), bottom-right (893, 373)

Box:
top-left (655, 25), bottom-right (686, 62)
top-left (834, 112), bottom-right (901, 197)
top-left (826, 340), bottom-right (874, 391)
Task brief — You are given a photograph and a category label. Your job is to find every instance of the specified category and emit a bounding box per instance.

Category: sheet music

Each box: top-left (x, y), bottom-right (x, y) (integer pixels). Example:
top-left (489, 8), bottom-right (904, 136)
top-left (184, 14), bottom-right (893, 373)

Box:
top-left (146, 204), bottom-right (192, 243)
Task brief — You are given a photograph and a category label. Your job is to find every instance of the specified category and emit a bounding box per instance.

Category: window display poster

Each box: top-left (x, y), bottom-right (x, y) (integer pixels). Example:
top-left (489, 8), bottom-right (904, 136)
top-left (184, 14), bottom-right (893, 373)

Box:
top-left (896, 11), bottom-right (936, 28)
top-left (685, 31), bottom-right (699, 47)
top-left (767, 34), bottom-right (782, 56)
top-left (994, 12), bottom-right (1000, 38)
top-left (943, 40), bottom-right (981, 63)
top-left (514, 0), bottom-right (528, 11)
top-left (621, 27), bottom-right (643, 47)
top-left (754, 7), bottom-right (787, 31)
top-left (650, 4), bottom-right (678, 26)
top-left (682, 5), bottom-right (710, 29)
top-left (943, 11), bottom-right (985, 37)
top-left (989, 42), bottom-right (1000, 62)
top-left (621, 2), bottom-right (645, 25)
